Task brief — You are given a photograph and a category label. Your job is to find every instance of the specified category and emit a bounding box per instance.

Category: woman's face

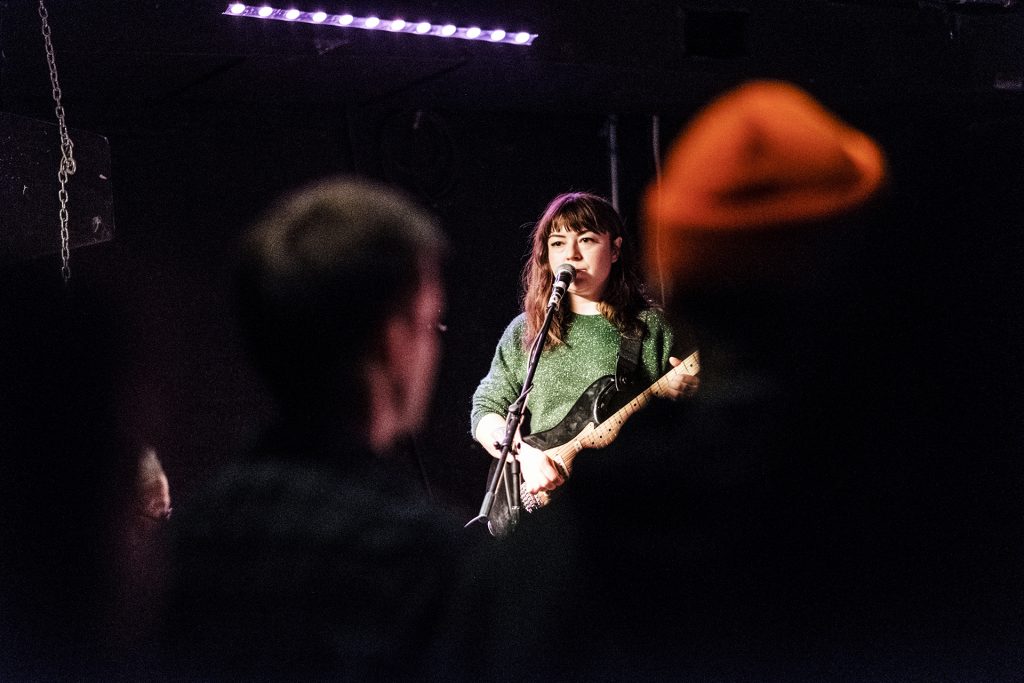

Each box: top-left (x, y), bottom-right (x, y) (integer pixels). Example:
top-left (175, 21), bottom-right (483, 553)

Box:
top-left (546, 226), bottom-right (622, 304)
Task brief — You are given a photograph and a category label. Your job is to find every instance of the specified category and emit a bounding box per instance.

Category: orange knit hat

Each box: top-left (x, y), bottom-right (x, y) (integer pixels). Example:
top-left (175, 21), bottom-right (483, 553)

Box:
top-left (645, 80), bottom-right (886, 286)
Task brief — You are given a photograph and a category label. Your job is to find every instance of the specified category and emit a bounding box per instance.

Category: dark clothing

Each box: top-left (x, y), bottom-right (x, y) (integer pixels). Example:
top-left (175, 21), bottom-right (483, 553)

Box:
top-left (165, 427), bottom-right (467, 679)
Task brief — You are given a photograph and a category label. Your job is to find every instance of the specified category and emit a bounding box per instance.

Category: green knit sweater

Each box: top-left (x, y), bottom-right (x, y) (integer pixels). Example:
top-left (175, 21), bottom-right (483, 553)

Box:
top-left (470, 310), bottom-right (676, 438)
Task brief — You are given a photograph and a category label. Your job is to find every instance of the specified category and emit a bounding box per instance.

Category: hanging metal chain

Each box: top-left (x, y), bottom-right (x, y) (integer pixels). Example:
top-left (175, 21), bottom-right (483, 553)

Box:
top-left (38, 0), bottom-right (76, 283)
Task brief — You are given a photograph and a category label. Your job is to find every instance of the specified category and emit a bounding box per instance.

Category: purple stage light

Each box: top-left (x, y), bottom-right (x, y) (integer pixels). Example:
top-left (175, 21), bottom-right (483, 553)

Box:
top-left (221, 4), bottom-right (537, 45)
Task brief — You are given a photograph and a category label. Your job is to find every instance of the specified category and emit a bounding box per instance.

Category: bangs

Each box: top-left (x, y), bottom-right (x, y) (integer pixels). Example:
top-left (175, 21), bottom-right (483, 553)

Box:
top-left (547, 202), bottom-right (612, 237)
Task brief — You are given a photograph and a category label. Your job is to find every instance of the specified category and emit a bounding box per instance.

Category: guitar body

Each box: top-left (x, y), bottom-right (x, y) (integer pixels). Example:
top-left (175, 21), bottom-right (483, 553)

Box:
top-left (487, 375), bottom-right (630, 537)
top-left (484, 349), bottom-right (699, 537)
top-left (522, 375), bottom-right (625, 452)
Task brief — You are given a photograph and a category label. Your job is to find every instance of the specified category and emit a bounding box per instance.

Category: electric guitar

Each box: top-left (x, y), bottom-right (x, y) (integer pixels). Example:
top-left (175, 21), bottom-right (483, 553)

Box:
top-left (487, 350), bottom-right (700, 535)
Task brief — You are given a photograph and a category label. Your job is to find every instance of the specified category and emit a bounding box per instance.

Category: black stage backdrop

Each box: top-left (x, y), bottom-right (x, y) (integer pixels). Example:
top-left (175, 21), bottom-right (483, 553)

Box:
top-left (2, 96), bottom-right (1020, 519)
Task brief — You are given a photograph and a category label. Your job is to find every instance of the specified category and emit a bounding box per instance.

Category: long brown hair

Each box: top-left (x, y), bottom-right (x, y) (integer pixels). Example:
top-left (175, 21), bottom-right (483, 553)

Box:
top-left (521, 192), bottom-right (652, 350)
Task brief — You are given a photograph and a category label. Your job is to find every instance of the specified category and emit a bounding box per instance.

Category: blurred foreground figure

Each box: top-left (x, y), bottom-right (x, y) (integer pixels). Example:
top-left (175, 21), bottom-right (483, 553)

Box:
top-left (135, 447), bottom-right (172, 525)
top-left (450, 81), bottom-right (1023, 681)
top-left (109, 446), bottom-right (172, 655)
top-left (164, 177), bottom-right (463, 679)
top-left (639, 80), bottom-right (1022, 679)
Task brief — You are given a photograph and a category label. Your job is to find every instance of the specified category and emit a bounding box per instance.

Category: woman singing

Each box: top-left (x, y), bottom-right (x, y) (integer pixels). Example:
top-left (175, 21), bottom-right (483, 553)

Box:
top-left (470, 192), bottom-right (699, 497)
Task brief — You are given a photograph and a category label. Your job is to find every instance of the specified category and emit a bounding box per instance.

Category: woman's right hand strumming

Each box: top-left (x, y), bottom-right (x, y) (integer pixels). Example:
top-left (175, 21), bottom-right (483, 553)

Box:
top-left (515, 441), bottom-right (565, 494)
top-left (476, 412), bottom-right (565, 495)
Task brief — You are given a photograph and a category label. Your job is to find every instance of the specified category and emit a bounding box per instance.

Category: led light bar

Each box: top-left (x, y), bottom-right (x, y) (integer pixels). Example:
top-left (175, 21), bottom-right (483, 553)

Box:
top-left (224, 4), bottom-right (538, 46)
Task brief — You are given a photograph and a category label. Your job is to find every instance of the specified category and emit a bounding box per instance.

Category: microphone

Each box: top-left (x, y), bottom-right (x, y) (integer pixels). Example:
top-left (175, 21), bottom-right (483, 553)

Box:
top-left (546, 263), bottom-right (576, 309)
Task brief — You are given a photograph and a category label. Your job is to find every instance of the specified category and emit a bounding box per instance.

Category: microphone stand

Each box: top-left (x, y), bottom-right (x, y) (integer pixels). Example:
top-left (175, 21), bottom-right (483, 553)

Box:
top-left (467, 292), bottom-right (563, 532)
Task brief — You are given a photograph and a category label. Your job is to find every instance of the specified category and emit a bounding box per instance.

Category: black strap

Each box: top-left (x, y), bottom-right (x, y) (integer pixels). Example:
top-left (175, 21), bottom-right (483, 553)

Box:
top-left (615, 332), bottom-right (643, 393)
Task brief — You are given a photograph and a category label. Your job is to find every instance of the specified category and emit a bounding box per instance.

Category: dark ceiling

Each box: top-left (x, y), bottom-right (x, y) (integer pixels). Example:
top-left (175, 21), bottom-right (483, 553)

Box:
top-left (2, 0), bottom-right (1024, 121)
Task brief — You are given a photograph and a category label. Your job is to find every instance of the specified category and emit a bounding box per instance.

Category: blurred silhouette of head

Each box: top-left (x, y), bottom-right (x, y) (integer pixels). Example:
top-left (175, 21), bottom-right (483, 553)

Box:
top-left (644, 80), bottom-right (888, 369)
top-left (646, 80), bottom-right (886, 302)
top-left (237, 177), bottom-right (447, 451)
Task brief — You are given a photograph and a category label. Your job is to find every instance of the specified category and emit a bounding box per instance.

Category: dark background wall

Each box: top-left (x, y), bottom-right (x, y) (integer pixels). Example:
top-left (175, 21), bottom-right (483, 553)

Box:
top-left (1, 3), bottom-right (1023, 666)
top-left (0, 2), bottom-right (1021, 494)
top-left (6, 101), bottom-right (1020, 516)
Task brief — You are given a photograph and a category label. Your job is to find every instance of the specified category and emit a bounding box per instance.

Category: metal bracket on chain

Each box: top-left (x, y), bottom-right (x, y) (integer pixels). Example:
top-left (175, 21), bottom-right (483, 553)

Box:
top-left (38, 0), bottom-right (76, 283)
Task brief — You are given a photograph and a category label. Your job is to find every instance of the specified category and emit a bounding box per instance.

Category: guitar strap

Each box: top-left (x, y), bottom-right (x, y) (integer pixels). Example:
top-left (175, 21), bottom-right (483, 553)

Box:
top-left (614, 331), bottom-right (644, 393)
